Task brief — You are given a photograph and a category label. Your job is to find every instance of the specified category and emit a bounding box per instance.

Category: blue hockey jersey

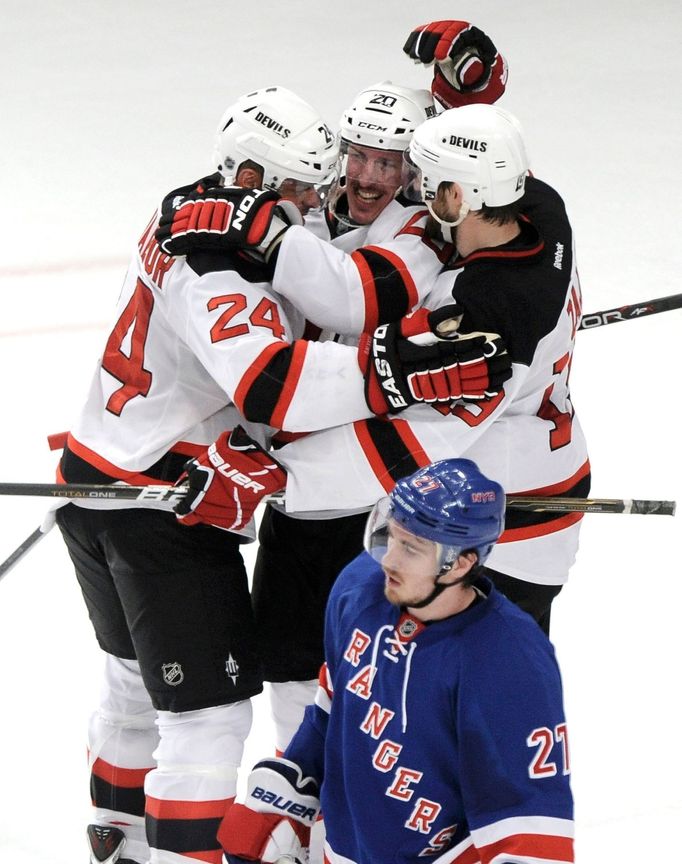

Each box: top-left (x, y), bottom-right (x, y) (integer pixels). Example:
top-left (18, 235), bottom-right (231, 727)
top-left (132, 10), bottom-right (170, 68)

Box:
top-left (285, 552), bottom-right (574, 863)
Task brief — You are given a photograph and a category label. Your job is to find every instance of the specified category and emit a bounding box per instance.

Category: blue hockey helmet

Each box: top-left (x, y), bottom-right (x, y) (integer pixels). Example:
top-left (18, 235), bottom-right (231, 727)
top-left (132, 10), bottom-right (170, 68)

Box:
top-left (364, 459), bottom-right (505, 572)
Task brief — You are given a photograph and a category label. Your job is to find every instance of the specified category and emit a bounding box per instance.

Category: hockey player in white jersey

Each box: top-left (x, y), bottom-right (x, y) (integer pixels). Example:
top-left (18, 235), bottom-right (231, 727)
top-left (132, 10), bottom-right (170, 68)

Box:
top-left (258, 104), bottom-right (590, 632)
top-left (217, 460), bottom-right (574, 864)
top-left (155, 22), bottom-right (511, 759)
top-left (55, 85), bottom-right (506, 864)
top-left (170, 101), bottom-right (590, 637)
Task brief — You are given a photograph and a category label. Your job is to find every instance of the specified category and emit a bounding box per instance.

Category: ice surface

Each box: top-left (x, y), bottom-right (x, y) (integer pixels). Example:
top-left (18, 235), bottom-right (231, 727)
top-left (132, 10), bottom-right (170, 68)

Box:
top-left (1, 2), bottom-right (681, 861)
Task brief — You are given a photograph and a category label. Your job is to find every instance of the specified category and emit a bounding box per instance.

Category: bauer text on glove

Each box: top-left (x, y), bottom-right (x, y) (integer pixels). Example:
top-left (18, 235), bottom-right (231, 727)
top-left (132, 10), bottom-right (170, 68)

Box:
top-left (218, 757), bottom-right (320, 864)
top-left (173, 427), bottom-right (286, 531)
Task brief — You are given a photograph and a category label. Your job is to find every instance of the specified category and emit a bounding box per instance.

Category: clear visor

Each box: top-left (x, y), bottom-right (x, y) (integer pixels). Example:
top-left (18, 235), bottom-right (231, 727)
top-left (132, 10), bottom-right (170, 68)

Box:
top-left (363, 496), bottom-right (463, 574)
top-left (363, 496), bottom-right (393, 564)
top-left (401, 150), bottom-right (424, 203)
top-left (340, 139), bottom-right (404, 186)
top-left (271, 165), bottom-right (340, 212)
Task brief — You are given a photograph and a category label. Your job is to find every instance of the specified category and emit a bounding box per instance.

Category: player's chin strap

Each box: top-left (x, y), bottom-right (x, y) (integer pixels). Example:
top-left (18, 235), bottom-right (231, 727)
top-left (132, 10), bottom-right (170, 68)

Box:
top-left (426, 199), bottom-right (470, 242)
top-left (328, 186), bottom-right (369, 234)
top-left (405, 563), bottom-right (468, 609)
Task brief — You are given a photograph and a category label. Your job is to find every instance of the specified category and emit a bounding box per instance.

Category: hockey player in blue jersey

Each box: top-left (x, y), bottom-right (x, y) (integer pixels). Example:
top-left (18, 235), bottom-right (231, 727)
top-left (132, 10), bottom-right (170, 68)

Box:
top-left (218, 459), bottom-right (574, 864)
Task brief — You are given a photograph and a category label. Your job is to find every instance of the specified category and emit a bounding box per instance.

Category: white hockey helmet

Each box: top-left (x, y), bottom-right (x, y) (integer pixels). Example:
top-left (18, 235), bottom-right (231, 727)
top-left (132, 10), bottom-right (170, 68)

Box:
top-left (406, 104), bottom-right (530, 211)
top-left (339, 81), bottom-right (437, 152)
top-left (212, 85), bottom-right (340, 202)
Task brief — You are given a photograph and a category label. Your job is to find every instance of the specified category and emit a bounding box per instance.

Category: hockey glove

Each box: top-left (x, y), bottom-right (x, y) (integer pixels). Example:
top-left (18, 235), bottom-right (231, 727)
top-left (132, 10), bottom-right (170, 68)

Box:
top-left (155, 185), bottom-right (302, 260)
top-left (218, 758), bottom-right (320, 864)
top-left (403, 20), bottom-right (508, 109)
top-left (173, 427), bottom-right (286, 531)
top-left (359, 305), bottom-right (512, 415)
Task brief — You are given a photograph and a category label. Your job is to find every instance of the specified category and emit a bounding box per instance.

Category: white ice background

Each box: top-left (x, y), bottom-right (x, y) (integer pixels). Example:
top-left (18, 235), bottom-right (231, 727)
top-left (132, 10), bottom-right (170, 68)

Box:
top-left (1, 2), bottom-right (681, 862)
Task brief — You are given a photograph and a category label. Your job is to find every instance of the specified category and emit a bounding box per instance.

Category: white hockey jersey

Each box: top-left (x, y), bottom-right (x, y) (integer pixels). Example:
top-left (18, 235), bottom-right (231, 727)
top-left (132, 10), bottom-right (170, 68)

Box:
top-left (274, 196), bottom-right (452, 337)
top-left (272, 179), bottom-right (590, 585)
top-left (59, 206), bottom-right (377, 497)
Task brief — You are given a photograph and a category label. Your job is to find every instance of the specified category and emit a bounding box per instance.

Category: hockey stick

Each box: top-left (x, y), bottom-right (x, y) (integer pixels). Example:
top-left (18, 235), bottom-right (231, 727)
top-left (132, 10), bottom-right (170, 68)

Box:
top-left (0, 481), bottom-right (184, 506)
top-left (579, 292), bottom-right (682, 330)
top-left (0, 510), bottom-right (57, 582)
top-left (0, 527), bottom-right (48, 582)
top-left (504, 496), bottom-right (675, 516)
top-left (0, 482), bottom-right (675, 515)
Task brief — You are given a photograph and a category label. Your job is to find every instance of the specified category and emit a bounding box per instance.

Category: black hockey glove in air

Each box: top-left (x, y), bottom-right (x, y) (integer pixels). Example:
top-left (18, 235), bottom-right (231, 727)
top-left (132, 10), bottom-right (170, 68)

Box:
top-left (155, 185), bottom-right (302, 261)
top-left (403, 20), bottom-right (507, 109)
top-left (359, 305), bottom-right (512, 415)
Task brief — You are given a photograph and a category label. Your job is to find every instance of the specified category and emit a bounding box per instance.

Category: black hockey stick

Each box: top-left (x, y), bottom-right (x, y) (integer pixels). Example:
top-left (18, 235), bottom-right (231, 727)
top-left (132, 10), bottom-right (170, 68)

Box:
top-left (0, 482), bottom-right (675, 515)
top-left (0, 481), bottom-right (185, 505)
top-left (505, 496), bottom-right (675, 516)
top-left (0, 484), bottom-right (674, 580)
top-left (579, 292), bottom-right (682, 330)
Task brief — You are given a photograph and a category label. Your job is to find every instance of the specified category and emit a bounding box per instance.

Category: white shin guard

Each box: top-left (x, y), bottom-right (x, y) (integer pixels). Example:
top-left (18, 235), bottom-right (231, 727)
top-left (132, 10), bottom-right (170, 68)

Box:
top-left (146, 700), bottom-right (253, 806)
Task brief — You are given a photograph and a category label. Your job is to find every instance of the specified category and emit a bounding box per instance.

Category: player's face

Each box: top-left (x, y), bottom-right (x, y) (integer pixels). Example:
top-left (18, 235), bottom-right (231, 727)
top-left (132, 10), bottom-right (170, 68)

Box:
top-left (381, 520), bottom-right (441, 607)
top-left (345, 144), bottom-right (403, 224)
top-left (277, 178), bottom-right (323, 217)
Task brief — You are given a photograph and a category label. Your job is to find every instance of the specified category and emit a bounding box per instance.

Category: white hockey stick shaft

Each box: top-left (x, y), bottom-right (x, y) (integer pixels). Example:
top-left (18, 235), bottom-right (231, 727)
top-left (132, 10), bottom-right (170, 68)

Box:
top-left (0, 511), bottom-right (57, 581)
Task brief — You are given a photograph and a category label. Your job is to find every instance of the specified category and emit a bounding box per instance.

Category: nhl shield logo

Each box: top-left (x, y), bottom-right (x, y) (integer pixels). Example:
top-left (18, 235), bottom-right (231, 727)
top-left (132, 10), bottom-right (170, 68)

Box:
top-left (398, 619), bottom-right (418, 639)
top-left (162, 662), bottom-right (184, 686)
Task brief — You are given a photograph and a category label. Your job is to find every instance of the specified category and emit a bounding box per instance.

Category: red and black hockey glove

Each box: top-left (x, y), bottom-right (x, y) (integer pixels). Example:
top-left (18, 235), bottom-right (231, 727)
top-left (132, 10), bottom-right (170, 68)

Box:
top-left (359, 305), bottom-right (512, 415)
top-left (173, 427), bottom-right (286, 532)
top-left (155, 185), bottom-right (301, 259)
top-left (218, 758), bottom-right (319, 864)
top-left (403, 20), bottom-right (508, 109)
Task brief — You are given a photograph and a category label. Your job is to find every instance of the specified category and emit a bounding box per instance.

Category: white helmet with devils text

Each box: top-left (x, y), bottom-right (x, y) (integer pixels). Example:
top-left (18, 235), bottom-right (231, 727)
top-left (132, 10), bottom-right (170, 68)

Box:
top-left (212, 85), bottom-right (340, 204)
top-left (406, 103), bottom-right (529, 211)
top-left (339, 81), bottom-right (437, 152)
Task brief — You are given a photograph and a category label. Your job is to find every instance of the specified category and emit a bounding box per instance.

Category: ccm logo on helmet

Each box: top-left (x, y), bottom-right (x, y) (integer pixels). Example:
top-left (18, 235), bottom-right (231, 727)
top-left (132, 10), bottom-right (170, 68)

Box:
top-left (255, 111), bottom-right (291, 138)
top-left (358, 121), bottom-right (388, 131)
top-left (250, 786), bottom-right (317, 823)
top-left (449, 136), bottom-right (487, 152)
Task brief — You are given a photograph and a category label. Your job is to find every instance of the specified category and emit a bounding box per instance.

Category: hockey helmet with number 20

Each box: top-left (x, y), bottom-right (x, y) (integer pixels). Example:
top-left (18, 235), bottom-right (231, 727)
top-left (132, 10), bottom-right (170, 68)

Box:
top-left (364, 458), bottom-right (505, 572)
top-left (339, 80), bottom-right (437, 152)
top-left (212, 85), bottom-right (340, 205)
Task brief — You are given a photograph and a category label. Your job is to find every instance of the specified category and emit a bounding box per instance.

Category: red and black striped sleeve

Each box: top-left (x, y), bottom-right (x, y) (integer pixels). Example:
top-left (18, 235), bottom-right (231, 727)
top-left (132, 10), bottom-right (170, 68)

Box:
top-left (233, 340), bottom-right (309, 428)
top-left (350, 246), bottom-right (420, 333)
